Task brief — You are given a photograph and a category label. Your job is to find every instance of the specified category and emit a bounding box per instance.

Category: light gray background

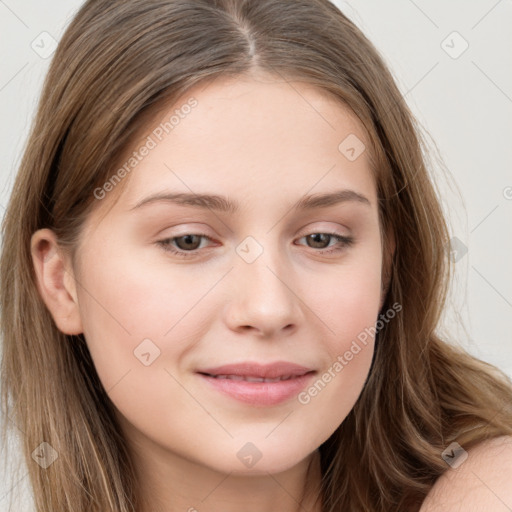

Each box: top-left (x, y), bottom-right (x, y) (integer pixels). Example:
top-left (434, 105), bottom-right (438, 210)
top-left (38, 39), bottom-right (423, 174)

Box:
top-left (1, 0), bottom-right (511, 509)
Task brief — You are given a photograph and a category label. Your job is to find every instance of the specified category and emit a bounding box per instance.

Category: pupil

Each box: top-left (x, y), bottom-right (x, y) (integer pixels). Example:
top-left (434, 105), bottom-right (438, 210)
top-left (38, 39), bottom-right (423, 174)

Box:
top-left (309, 233), bottom-right (329, 248)
top-left (178, 235), bottom-right (200, 250)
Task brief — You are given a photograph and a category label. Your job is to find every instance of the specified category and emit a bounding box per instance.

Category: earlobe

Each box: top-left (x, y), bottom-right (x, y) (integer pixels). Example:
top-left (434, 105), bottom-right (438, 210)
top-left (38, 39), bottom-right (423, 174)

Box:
top-left (30, 228), bottom-right (83, 335)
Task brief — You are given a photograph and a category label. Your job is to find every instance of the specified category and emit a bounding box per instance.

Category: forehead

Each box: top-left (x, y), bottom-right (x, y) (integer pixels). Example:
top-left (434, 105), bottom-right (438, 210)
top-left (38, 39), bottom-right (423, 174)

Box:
top-left (90, 73), bottom-right (377, 223)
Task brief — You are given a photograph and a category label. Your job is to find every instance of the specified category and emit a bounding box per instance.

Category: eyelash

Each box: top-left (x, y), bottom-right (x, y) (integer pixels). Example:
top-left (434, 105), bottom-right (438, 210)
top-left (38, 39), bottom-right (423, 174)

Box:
top-left (156, 232), bottom-right (354, 258)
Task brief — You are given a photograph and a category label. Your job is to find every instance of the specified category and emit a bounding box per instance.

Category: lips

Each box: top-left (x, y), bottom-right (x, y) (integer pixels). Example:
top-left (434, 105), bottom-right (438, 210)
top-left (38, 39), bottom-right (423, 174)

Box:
top-left (196, 361), bottom-right (316, 406)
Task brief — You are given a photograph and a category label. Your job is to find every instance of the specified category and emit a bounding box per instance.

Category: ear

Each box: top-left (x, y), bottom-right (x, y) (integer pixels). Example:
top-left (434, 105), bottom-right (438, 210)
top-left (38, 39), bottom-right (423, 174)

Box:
top-left (379, 226), bottom-right (395, 311)
top-left (30, 228), bottom-right (83, 335)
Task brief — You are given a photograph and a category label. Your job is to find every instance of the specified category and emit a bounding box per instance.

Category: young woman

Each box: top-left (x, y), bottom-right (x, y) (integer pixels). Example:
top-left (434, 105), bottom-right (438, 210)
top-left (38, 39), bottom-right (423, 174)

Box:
top-left (1, 1), bottom-right (511, 511)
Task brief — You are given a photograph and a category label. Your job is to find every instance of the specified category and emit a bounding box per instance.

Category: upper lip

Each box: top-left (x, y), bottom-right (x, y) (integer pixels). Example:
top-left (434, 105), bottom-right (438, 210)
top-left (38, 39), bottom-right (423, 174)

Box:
top-left (197, 361), bottom-right (315, 379)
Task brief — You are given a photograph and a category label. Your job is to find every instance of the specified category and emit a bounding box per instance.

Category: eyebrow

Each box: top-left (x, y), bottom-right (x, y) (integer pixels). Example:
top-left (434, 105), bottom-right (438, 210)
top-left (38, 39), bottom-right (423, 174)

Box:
top-left (129, 189), bottom-right (371, 214)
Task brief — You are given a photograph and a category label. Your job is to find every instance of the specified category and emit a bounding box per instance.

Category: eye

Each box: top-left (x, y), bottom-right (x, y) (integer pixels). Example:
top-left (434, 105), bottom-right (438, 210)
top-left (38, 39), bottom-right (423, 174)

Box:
top-left (157, 233), bottom-right (213, 258)
top-left (295, 232), bottom-right (354, 255)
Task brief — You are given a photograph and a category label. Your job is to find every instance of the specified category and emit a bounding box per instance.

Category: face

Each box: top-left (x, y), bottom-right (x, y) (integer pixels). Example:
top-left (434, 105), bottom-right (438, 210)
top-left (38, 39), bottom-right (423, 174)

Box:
top-left (64, 74), bottom-right (384, 476)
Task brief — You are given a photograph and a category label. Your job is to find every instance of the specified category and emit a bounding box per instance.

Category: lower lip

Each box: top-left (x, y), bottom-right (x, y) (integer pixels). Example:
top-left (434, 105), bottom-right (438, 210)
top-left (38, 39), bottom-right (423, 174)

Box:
top-left (197, 372), bottom-right (316, 406)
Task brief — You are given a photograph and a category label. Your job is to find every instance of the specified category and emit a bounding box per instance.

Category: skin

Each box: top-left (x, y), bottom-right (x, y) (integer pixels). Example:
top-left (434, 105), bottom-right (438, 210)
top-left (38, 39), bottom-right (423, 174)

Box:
top-left (31, 72), bottom-right (393, 512)
top-left (419, 435), bottom-right (512, 511)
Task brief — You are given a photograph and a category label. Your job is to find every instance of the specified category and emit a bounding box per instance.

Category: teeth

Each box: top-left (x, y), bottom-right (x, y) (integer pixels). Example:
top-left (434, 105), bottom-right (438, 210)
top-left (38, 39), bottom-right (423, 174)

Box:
top-left (210, 374), bottom-right (296, 382)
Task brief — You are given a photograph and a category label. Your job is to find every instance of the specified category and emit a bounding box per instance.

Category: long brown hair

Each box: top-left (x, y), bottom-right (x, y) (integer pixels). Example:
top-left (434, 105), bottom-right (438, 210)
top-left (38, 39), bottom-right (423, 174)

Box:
top-left (2, 1), bottom-right (512, 510)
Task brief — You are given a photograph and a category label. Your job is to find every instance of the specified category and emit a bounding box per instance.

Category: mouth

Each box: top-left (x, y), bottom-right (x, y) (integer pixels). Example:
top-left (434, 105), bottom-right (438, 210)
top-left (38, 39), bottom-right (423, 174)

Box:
top-left (195, 361), bottom-right (316, 406)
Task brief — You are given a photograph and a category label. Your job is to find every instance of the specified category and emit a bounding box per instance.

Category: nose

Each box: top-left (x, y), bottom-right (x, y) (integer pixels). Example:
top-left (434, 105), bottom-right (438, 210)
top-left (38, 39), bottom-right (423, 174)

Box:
top-left (223, 246), bottom-right (302, 338)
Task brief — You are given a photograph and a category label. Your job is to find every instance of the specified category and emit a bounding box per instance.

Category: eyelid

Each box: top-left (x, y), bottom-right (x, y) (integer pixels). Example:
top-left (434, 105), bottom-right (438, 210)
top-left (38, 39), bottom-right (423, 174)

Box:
top-left (296, 221), bottom-right (351, 238)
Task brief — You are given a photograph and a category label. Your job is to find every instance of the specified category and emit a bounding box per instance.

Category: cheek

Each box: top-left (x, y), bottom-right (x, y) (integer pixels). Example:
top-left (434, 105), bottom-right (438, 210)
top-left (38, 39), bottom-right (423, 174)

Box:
top-left (310, 248), bottom-right (383, 354)
top-left (295, 249), bottom-right (382, 430)
top-left (74, 241), bottom-right (202, 391)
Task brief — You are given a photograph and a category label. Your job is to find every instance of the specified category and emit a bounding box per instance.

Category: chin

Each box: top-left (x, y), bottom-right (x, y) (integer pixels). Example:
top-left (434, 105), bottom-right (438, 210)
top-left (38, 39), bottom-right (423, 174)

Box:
top-left (202, 442), bottom-right (315, 477)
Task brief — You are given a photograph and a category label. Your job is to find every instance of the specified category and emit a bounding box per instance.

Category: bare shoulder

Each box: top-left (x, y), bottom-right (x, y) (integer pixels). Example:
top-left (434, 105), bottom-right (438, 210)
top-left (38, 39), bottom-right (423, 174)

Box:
top-left (420, 435), bottom-right (512, 511)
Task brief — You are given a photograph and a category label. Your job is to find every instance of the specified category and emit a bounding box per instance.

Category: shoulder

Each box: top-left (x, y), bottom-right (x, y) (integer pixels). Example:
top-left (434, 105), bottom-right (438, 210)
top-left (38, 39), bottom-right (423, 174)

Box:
top-left (419, 435), bottom-right (512, 511)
